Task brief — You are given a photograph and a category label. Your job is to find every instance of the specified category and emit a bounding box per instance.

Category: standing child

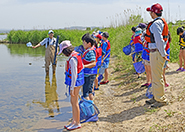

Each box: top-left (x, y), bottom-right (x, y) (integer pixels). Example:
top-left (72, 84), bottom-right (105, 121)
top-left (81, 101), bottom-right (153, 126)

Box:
top-left (100, 32), bottom-right (111, 85)
top-left (94, 34), bottom-right (103, 90)
top-left (163, 31), bottom-right (172, 87)
top-left (141, 41), bottom-right (152, 87)
top-left (58, 40), bottom-right (84, 131)
top-left (176, 27), bottom-right (185, 71)
top-left (82, 34), bottom-right (97, 100)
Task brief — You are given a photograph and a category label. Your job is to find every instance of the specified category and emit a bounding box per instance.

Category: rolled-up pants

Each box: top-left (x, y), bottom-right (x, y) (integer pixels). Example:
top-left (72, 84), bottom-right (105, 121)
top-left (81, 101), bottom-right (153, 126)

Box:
top-left (150, 50), bottom-right (167, 103)
top-left (45, 45), bottom-right (57, 73)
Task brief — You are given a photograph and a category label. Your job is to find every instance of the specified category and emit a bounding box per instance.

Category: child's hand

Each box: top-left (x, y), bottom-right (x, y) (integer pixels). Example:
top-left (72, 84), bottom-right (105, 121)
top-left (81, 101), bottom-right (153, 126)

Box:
top-left (70, 90), bottom-right (75, 97)
top-left (163, 55), bottom-right (170, 62)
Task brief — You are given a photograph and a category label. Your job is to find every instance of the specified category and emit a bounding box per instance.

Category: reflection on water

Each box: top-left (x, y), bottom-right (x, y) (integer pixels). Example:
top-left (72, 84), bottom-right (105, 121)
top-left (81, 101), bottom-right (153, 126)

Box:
top-left (0, 44), bottom-right (71, 131)
top-left (33, 74), bottom-right (60, 117)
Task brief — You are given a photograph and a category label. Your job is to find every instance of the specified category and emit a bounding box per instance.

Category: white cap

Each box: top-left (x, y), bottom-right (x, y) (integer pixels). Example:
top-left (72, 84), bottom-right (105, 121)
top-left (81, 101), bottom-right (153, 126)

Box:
top-left (48, 30), bottom-right (54, 34)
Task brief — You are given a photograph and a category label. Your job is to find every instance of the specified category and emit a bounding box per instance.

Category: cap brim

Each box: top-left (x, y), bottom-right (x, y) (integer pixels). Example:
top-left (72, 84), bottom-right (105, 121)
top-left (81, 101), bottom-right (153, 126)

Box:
top-left (146, 7), bottom-right (151, 12)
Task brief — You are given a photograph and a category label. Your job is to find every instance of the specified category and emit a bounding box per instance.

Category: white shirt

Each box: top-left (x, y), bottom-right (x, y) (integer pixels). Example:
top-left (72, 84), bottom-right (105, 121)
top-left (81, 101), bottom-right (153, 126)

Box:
top-left (40, 37), bottom-right (56, 48)
top-left (67, 54), bottom-right (78, 91)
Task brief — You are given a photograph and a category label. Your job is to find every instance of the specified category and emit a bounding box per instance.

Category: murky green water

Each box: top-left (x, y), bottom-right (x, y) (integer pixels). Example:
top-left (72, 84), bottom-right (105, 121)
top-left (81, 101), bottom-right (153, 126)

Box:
top-left (0, 44), bottom-right (71, 131)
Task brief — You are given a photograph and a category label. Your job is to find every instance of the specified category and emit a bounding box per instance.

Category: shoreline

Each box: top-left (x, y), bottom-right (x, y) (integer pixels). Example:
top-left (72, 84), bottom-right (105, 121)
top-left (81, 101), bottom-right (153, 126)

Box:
top-left (64, 58), bottom-right (185, 132)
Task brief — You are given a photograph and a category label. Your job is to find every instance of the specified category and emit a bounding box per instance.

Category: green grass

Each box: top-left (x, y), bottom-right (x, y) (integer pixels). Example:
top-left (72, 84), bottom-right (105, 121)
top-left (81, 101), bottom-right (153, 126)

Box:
top-left (6, 15), bottom-right (183, 67)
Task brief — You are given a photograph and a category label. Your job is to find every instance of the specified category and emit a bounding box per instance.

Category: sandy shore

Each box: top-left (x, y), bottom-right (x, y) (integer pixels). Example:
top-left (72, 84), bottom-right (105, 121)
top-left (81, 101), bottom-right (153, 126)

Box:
top-left (25, 57), bottom-right (185, 132)
top-left (62, 58), bottom-right (185, 132)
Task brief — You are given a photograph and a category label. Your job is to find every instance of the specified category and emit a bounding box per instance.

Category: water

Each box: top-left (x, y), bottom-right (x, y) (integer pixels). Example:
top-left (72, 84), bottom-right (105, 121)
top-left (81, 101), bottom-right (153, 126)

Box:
top-left (0, 44), bottom-right (71, 131)
top-left (0, 35), bottom-right (7, 40)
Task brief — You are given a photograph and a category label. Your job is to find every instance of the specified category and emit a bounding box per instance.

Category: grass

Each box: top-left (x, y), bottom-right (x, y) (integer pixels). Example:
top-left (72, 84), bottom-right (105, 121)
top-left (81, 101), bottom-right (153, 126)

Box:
top-left (5, 14), bottom-right (184, 72)
top-left (144, 108), bottom-right (159, 115)
top-left (164, 109), bottom-right (176, 117)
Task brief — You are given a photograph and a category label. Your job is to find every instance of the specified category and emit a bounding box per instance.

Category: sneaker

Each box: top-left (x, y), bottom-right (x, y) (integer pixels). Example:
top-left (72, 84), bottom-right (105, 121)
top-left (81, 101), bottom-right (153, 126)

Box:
top-left (141, 83), bottom-right (150, 87)
top-left (100, 80), bottom-right (109, 85)
top-left (145, 97), bottom-right (156, 105)
top-left (176, 67), bottom-right (183, 71)
top-left (94, 87), bottom-right (99, 90)
top-left (181, 68), bottom-right (185, 72)
top-left (64, 123), bottom-right (74, 129)
top-left (67, 124), bottom-right (81, 131)
top-left (151, 101), bottom-right (168, 108)
top-left (165, 83), bottom-right (169, 87)
top-left (148, 83), bottom-right (152, 88)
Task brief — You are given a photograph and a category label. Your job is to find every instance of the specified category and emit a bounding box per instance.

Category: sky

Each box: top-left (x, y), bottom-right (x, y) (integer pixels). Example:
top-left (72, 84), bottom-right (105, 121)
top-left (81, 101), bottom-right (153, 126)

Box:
top-left (0, 0), bottom-right (184, 30)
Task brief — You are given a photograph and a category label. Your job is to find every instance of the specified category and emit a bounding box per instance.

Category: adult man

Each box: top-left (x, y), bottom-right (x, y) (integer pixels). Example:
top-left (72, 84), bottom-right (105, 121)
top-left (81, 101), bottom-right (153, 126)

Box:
top-left (32, 30), bottom-right (58, 75)
top-left (145, 3), bottom-right (170, 108)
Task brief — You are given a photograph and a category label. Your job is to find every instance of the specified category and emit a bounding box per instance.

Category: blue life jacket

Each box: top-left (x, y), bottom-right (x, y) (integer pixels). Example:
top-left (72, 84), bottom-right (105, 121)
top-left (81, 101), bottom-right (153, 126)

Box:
top-left (142, 47), bottom-right (150, 61)
top-left (65, 52), bottom-right (84, 87)
top-left (101, 40), bottom-right (111, 62)
top-left (82, 47), bottom-right (98, 75)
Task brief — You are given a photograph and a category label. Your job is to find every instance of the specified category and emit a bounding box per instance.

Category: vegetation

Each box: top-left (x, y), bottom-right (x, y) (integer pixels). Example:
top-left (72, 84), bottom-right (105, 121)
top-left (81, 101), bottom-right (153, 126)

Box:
top-left (6, 14), bottom-right (184, 68)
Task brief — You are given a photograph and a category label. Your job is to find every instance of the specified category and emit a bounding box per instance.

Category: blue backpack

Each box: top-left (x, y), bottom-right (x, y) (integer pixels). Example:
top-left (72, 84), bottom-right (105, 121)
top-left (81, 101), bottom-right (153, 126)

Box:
top-left (79, 97), bottom-right (100, 123)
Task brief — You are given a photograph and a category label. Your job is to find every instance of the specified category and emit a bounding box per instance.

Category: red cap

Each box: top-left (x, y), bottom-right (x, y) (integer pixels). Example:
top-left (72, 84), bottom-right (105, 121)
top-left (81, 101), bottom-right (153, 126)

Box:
top-left (96, 34), bottom-right (102, 40)
top-left (146, 3), bottom-right (163, 13)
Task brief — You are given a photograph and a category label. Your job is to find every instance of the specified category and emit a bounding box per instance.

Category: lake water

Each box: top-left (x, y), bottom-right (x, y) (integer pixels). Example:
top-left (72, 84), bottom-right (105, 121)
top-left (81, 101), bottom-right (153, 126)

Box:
top-left (0, 35), bottom-right (7, 40)
top-left (0, 44), bottom-right (71, 131)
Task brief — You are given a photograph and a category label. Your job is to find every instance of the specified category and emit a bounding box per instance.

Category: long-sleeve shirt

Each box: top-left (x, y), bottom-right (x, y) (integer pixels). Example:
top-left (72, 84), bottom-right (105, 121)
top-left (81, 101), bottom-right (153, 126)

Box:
top-left (148, 17), bottom-right (167, 57)
top-left (68, 56), bottom-right (77, 91)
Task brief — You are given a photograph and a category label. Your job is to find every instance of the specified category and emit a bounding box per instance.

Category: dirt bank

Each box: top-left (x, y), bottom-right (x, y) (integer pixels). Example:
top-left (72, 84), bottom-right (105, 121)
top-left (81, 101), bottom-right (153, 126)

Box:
top-left (63, 58), bottom-right (185, 132)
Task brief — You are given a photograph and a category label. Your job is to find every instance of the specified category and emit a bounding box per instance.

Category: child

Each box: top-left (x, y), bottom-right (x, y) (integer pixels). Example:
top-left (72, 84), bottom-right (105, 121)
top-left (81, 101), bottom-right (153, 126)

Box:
top-left (141, 41), bottom-right (151, 87)
top-left (58, 40), bottom-right (84, 131)
top-left (133, 28), bottom-right (143, 62)
top-left (130, 27), bottom-right (136, 62)
top-left (100, 32), bottom-right (111, 85)
top-left (82, 34), bottom-right (97, 100)
top-left (132, 28), bottom-right (143, 78)
top-left (163, 31), bottom-right (172, 87)
top-left (94, 34), bottom-right (103, 90)
top-left (176, 27), bottom-right (185, 71)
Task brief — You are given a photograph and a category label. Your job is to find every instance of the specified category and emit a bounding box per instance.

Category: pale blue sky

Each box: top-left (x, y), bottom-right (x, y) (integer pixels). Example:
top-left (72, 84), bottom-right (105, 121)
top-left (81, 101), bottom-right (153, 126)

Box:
top-left (0, 0), bottom-right (184, 30)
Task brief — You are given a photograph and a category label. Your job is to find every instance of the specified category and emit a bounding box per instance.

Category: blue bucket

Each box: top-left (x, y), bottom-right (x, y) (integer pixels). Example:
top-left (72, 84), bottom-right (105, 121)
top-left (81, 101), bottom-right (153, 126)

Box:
top-left (133, 61), bottom-right (145, 74)
top-left (79, 97), bottom-right (100, 123)
top-left (123, 45), bottom-right (131, 55)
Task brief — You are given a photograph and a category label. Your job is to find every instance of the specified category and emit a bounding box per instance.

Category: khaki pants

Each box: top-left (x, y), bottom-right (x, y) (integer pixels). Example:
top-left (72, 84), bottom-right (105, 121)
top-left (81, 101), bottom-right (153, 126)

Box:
top-left (45, 45), bottom-right (57, 73)
top-left (150, 51), bottom-right (167, 103)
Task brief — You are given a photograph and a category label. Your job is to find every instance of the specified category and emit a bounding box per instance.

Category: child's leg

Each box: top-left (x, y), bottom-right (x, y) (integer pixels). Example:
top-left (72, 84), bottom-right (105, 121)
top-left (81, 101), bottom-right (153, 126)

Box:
top-left (182, 49), bottom-right (185, 69)
top-left (70, 86), bottom-right (81, 125)
top-left (88, 75), bottom-right (96, 100)
top-left (179, 49), bottom-right (183, 68)
top-left (145, 65), bottom-right (149, 83)
top-left (163, 68), bottom-right (166, 85)
top-left (104, 68), bottom-right (109, 82)
top-left (94, 77), bottom-right (99, 88)
top-left (148, 65), bottom-right (152, 83)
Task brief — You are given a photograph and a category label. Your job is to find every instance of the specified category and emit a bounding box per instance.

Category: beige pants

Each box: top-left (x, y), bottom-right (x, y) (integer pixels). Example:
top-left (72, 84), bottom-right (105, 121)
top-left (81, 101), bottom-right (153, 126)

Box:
top-left (45, 45), bottom-right (57, 73)
top-left (150, 51), bottom-right (167, 103)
